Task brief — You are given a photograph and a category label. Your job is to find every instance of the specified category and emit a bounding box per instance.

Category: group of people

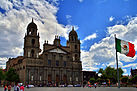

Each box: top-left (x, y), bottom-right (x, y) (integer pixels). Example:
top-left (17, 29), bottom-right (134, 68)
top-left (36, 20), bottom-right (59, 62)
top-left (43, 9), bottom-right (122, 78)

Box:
top-left (84, 83), bottom-right (97, 88)
top-left (4, 85), bottom-right (11, 91)
top-left (4, 84), bottom-right (24, 91)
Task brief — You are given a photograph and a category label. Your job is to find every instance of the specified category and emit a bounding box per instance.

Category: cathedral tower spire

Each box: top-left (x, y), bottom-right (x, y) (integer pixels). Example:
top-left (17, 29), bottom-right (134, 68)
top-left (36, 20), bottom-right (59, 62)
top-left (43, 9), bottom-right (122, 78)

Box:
top-left (32, 18), bottom-right (33, 23)
top-left (24, 19), bottom-right (41, 58)
top-left (67, 26), bottom-right (80, 61)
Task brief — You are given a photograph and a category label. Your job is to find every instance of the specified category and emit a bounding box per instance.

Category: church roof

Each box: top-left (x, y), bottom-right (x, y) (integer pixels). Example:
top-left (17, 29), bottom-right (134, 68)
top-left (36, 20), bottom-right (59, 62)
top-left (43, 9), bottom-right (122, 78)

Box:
top-left (69, 26), bottom-right (77, 36)
top-left (44, 46), bottom-right (70, 54)
top-left (9, 56), bottom-right (23, 64)
top-left (27, 18), bottom-right (37, 30)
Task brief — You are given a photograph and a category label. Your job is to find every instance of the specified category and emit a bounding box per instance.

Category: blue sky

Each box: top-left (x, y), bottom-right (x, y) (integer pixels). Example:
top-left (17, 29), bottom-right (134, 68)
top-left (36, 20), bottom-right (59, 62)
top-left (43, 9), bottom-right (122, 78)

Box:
top-left (57, 0), bottom-right (137, 75)
top-left (57, 0), bottom-right (137, 48)
top-left (0, 0), bottom-right (137, 75)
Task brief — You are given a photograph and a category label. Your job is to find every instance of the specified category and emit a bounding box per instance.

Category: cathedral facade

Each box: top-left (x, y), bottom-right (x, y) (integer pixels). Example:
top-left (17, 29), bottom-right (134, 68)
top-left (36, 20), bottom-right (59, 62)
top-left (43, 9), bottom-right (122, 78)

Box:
top-left (6, 19), bottom-right (82, 86)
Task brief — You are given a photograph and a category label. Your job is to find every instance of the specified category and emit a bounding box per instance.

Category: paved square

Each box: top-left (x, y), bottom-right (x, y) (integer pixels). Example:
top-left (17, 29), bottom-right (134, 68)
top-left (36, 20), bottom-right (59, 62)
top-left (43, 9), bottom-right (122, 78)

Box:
top-left (0, 87), bottom-right (137, 91)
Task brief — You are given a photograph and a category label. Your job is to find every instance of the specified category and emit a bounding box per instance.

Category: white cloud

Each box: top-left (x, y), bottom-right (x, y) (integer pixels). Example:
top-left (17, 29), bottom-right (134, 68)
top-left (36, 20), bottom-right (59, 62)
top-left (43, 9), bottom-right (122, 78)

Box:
top-left (0, 0), bottom-right (13, 11)
top-left (123, 69), bottom-right (127, 73)
top-left (109, 16), bottom-right (115, 22)
top-left (0, 57), bottom-right (8, 69)
top-left (108, 61), bottom-right (123, 68)
top-left (102, 64), bottom-right (106, 67)
top-left (0, 0), bottom-right (73, 68)
top-left (66, 15), bottom-right (72, 24)
top-left (79, 0), bottom-right (83, 3)
top-left (66, 15), bottom-right (72, 19)
top-left (84, 33), bottom-right (97, 41)
top-left (81, 33), bottom-right (97, 43)
top-left (81, 16), bottom-right (137, 72)
top-left (81, 50), bottom-right (98, 71)
top-left (123, 63), bottom-right (137, 68)
top-left (82, 67), bottom-right (98, 71)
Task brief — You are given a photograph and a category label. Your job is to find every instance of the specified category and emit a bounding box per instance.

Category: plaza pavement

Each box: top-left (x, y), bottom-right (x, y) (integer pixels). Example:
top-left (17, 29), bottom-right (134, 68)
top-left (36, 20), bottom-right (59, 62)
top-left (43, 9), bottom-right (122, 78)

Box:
top-left (0, 87), bottom-right (137, 91)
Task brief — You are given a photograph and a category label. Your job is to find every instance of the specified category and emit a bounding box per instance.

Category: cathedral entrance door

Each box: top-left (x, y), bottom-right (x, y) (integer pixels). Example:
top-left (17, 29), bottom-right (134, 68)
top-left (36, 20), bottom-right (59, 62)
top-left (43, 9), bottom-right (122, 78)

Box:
top-left (48, 75), bottom-right (51, 86)
top-left (63, 75), bottom-right (67, 85)
top-left (56, 75), bottom-right (59, 87)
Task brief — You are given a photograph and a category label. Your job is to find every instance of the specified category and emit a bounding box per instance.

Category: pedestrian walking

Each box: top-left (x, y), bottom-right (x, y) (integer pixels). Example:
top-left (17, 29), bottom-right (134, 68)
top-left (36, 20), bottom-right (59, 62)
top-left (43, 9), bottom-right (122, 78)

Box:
top-left (94, 83), bottom-right (97, 88)
top-left (27, 84), bottom-right (29, 89)
top-left (4, 85), bottom-right (7, 91)
top-left (17, 85), bottom-right (20, 91)
top-left (14, 84), bottom-right (17, 91)
top-left (20, 85), bottom-right (24, 91)
top-left (8, 85), bottom-right (11, 91)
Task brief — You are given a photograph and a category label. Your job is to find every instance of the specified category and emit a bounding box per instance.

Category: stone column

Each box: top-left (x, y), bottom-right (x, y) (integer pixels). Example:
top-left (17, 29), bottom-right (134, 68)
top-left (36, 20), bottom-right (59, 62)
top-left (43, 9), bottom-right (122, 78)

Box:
top-left (47, 69), bottom-right (48, 86)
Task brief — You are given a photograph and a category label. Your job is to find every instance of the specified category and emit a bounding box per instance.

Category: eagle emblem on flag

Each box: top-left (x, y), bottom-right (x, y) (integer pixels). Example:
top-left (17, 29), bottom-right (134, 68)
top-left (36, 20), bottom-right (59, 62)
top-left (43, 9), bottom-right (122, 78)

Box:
top-left (123, 45), bottom-right (128, 51)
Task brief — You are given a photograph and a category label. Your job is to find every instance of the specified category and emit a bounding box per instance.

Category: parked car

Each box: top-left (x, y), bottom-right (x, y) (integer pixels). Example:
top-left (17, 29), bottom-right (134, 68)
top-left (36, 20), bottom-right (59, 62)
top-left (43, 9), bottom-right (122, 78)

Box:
top-left (74, 84), bottom-right (81, 87)
top-left (67, 85), bottom-right (73, 87)
top-left (38, 84), bottom-right (44, 87)
top-left (59, 85), bottom-right (65, 87)
top-left (26, 85), bottom-right (34, 88)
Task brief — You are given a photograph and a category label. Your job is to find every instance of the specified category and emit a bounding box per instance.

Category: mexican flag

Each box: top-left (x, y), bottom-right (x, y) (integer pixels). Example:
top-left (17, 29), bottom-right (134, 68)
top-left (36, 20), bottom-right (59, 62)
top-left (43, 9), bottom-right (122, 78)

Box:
top-left (116, 38), bottom-right (136, 57)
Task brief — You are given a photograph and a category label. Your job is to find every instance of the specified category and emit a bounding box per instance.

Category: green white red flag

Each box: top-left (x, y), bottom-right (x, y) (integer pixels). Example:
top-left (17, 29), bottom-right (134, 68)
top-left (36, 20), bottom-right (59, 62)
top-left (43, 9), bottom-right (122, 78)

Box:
top-left (116, 38), bottom-right (136, 57)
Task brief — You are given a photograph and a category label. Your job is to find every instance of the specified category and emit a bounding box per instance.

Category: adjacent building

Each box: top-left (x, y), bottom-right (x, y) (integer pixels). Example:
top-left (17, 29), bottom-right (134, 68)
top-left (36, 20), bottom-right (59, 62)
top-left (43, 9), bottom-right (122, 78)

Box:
top-left (6, 19), bottom-right (82, 86)
top-left (82, 71), bottom-right (97, 85)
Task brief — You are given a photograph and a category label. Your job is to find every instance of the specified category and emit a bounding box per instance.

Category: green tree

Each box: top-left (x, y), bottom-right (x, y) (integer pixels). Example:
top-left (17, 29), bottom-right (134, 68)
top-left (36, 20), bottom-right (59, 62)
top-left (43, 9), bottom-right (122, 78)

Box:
top-left (98, 68), bottom-right (104, 74)
top-left (132, 75), bottom-right (137, 84)
top-left (0, 68), bottom-right (4, 86)
top-left (105, 66), bottom-right (115, 79)
top-left (5, 68), bottom-right (20, 83)
top-left (118, 68), bottom-right (124, 79)
top-left (98, 68), bottom-right (107, 79)
top-left (89, 78), bottom-right (95, 84)
top-left (0, 69), bottom-right (4, 80)
top-left (98, 66), bottom-right (124, 84)
top-left (121, 76), bottom-right (128, 83)
top-left (128, 78), bottom-right (132, 84)
top-left (97, 78), bottom-right (102, 84)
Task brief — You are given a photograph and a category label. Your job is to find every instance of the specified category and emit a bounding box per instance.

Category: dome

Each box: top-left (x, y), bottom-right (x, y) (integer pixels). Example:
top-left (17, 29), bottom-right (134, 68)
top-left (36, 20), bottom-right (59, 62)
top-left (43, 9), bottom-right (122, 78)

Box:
top-left (69, 26), bottom-right (77, 36)
top-left (27, 19), bottom-right (37, 30)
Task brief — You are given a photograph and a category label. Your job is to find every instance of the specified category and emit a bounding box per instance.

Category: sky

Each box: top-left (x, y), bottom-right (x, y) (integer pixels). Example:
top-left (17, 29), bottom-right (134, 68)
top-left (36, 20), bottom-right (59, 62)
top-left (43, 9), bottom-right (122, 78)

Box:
top-left (0, 0), bottom-right (137, 76)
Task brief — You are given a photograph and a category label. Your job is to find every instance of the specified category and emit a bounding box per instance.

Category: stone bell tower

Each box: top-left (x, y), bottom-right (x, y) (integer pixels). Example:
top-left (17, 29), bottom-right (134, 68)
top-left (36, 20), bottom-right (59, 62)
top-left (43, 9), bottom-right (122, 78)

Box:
top-left (67, 26), bottom-right (80, 61)
top-left (24, 19), bottom-right (40, 58)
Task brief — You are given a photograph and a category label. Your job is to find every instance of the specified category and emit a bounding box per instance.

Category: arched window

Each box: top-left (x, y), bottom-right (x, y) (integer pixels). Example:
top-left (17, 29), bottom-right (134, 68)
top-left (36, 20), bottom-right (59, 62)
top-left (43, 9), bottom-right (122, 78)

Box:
top-left (71, 36), bottom-right (73, 41)
top-left (56, 61), bottom-right (59, 66)
top-left (64, 61), bottom-right (66, 67)
top-left (31, 75), bottom-right (33, 81)
top-left (32, 29), bottom-right (34, 34)
top-left (31, 39), bottom-right (35, 46)
top-left (48, 60), bottom-right (51, 66)
top-left (75, 45), bottom-right (77, 49)
top-left (56, 75), bottom-right (59, 82)
top-left (40, 75), bottom-right (42, 81)
top-left (28, 52), bottom-right (30, 57)
top-left (73, 36), bottom-right (75, 41)
top-left (75, 54), bottom-right (78, 60)
top-left (31, 50), bottom-right (34, 57)
top-left (63, 75), bottom-right (67, 83)
top-left (48, 75), bottom-right (51, 83)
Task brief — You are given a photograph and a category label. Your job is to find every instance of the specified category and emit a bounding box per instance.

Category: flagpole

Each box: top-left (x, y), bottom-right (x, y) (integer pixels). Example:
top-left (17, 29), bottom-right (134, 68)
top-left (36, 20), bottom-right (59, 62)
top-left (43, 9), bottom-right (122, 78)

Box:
top-left (115, 34), bottom-right (120, 88)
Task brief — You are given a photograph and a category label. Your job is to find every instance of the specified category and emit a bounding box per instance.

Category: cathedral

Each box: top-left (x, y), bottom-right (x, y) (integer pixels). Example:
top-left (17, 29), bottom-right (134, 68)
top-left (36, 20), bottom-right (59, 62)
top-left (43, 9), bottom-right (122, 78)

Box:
top-left (6, 19), bottom-right (82, 86)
